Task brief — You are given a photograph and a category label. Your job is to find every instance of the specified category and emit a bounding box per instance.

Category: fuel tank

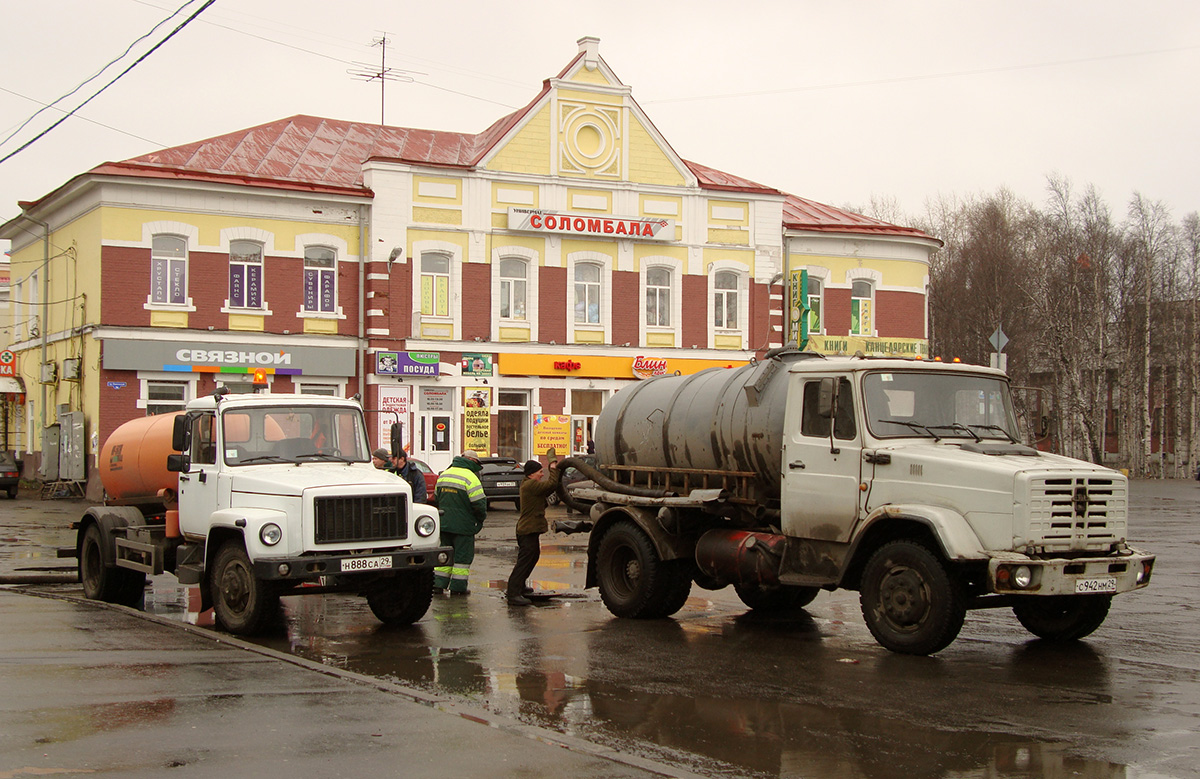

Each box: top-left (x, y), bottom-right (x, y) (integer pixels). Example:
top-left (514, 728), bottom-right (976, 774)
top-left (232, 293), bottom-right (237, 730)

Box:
top-left (99, 412), bottom-right (182, 502)
top-left (594, 349), bottom-right (816, 497)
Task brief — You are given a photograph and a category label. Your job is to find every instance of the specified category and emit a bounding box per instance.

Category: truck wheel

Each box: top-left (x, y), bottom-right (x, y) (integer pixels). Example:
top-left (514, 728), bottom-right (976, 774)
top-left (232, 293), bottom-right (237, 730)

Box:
top-left (1013, 595), bottom-right (1111, 641)
top-left (645, 560), bottom-right (694, 618)
top-left (79, 524), bottom-right (146, 607)
top-left (860, 540), bottom-right (966, 655)
top-left (735, 583), bottom-right (820, 612)
top-left (211, 541), bottom-right (278, 635)
top-left (596, 520), bottom-right (671, 619)
top-left (366, 570), bottom-right (435, 626)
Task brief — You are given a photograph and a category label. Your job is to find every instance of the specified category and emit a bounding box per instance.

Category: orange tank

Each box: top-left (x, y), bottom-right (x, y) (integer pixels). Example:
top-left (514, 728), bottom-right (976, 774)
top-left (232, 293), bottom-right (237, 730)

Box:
top-left (99, 412), bottom-right (183, 502)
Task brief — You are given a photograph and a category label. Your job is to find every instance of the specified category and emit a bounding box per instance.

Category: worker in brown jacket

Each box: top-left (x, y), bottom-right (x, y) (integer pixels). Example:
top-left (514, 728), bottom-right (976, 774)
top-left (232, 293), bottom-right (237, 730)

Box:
top-left (506, 457), bottom-right (560, 606)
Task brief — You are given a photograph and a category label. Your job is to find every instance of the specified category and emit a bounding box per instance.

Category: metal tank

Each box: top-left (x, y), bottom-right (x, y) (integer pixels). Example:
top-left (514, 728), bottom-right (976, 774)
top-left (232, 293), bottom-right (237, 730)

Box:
top-left (99, 412), bottom-right (183, 502)
top-left (594, 350), bottom-right (814, 497)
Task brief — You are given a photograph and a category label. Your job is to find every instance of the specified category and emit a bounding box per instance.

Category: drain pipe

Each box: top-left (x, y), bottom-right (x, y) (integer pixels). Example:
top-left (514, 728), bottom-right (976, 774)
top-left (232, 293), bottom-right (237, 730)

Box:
top-left (357, 204), bottom-right (367, 395)
top-left (16, 210), bottom-right (50, 471)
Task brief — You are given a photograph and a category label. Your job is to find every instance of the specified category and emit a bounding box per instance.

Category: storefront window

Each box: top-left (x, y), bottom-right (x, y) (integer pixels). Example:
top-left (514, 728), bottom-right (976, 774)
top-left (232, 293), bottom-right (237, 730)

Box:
top-left (496, 390), bottom-right (529, 460)
top-left (571, 389), bottom-right (604, 453)
top-left (146, 381), bottom-right (187, 416)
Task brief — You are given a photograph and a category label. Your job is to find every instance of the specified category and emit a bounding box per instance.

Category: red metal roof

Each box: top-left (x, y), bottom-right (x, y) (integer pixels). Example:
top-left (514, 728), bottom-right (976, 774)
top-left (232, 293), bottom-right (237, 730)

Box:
top-left (88, 107), bottom-right (933, 241)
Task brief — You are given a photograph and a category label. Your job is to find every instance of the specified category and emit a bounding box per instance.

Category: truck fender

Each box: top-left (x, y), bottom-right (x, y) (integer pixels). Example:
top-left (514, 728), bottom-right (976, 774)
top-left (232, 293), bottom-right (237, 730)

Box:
top-left (840, 504), bottom-right (987, 589)
top-left (77, 506), bottom-right (147, 568)
top-left (206, 508), bottom-right (291, 563)
top-left (584, 504), bottom-right (694, 589)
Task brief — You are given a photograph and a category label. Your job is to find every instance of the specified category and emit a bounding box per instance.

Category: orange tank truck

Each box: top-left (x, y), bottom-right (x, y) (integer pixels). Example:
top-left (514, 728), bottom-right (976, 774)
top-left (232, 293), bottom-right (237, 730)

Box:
top-left (99, 412), bottom-right (182, 503)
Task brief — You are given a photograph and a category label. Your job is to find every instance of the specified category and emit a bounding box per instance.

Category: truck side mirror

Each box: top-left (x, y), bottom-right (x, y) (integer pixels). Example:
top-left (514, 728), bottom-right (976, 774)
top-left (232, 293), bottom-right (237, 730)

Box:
top-left (166, 453), bottom-right (191, 473)
top-left (389, 422), bottom-right (403, 458)
top-left (817, 378), bottom-right (836, 419)
top-left (171, 415), bottom-right (191, 452)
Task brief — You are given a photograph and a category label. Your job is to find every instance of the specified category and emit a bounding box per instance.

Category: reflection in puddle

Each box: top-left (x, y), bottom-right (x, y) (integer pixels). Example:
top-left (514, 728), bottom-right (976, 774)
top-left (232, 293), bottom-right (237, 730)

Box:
top-left (138, 578), bottom-right (1130, 779)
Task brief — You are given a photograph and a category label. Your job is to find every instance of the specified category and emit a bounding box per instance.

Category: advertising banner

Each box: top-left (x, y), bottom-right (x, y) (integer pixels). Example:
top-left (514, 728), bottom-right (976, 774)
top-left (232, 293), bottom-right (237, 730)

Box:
top-left (533, 415), bottom-right (571, 456)
top-left (461, 353), bottom-right (493, 377)
top-left (377, 385), bottom-right (411, 452)
top-left (463, 387), bottom-right (491, 454)
top-left (376, 351), bottom-right (440, 376)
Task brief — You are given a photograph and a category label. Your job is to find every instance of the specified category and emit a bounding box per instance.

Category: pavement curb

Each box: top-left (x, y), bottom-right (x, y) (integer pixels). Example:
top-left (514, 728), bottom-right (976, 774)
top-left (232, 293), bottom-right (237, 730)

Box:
top-left (9, 586), bottom-right (708, 779)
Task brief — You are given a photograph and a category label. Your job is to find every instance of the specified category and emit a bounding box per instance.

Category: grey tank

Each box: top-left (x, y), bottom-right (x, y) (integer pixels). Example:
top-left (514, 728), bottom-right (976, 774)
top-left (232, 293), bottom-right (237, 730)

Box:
top-left (594, 350), bottom-right (815, 497)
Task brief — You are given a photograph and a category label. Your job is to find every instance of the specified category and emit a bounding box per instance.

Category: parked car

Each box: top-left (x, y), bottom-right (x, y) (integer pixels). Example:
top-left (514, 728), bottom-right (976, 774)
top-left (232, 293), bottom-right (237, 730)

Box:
top-left (407, 457), bottom-right (439, 502)
top-left (0, 452), bottom-right (19, 499)
top-left (477, 456), bottom-right (524, 509)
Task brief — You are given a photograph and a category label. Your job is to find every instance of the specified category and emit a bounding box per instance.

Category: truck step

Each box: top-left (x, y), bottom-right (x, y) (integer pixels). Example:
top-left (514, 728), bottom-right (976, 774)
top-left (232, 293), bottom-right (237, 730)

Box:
top-left (176, 563), bottom-right (203, 585)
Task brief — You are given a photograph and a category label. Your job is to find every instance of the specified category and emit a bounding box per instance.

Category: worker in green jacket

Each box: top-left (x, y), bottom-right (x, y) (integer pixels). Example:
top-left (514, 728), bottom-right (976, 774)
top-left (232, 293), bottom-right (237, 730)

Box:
top-left (433, 450), bottom-right (487, 594)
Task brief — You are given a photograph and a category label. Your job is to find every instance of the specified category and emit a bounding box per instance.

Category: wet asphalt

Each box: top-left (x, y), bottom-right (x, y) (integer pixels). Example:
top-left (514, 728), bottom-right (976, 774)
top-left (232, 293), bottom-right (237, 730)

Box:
top-left (2, 481), bottom-right (1200, 778)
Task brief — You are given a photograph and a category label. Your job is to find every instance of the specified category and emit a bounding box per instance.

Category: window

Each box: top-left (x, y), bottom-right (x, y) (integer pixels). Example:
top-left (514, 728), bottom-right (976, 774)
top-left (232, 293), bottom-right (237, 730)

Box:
top-left (801, 378), bottom-right (857, 440)
top-left (499, 258), bottom-right (527, 320)
top-left (496, 390), bottom-right (530, 460)
top-left (303, 246), bottom-right (336, 313)
top-left (146, 381), bottom-right (187, 416)
top-left (189, 413), bottom-right (216, 465)
top-left (851, 280), bottom-right (874, 336)
top-left (571, 389), bottom-right (604, 454)
top-left (645, 267), bottom-right (672, 327)
top-left (297, 383), bottom-right (338, 396)
top-left (714, 271), bottom-right (738, 329)
top-left (574, 263), bottom-right (601, 324)
top-left (151, 235), bottom-right (188, 305)
top-left (420, 253), bottom-right (450, 317)
top-left (807, 278), bottom-right (823, 334)
top-left (229, 240), bottom-right (264, 309)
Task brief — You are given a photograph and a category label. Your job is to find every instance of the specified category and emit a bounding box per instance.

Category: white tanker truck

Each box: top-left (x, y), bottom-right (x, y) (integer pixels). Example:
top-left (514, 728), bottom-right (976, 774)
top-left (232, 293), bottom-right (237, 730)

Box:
top-left (558, 348), bottom-right (1154, 655)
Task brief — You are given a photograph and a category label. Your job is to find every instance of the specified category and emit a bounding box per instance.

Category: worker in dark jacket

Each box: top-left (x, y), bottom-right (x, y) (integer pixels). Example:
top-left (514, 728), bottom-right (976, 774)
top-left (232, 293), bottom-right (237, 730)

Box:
top-left (433, 450), bottom-right (487, 594)
top-left (391, 451), bottom-right (428, 505)
top-left (506, 457), bottom-right (560, 606)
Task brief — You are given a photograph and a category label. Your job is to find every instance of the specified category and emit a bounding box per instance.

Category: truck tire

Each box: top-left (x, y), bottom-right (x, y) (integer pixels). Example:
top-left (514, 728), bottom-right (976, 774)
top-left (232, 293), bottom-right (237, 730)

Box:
top-left (79, 523), bottom-right (146, 607)
top-left (644, 560), bottom-right (693, 618)
top-left (366, 569), bottom-right (435, 626)
top-left (211, 541), bottom-right (278, 635)
top-left (860, 540), bottom-right (966, 655)
top-left (596, 520), bottom-right (674, 619)
top-left (1013, 595), bottom-right (1111, 641)
top-left (735, 582), bottom-right (820, 612)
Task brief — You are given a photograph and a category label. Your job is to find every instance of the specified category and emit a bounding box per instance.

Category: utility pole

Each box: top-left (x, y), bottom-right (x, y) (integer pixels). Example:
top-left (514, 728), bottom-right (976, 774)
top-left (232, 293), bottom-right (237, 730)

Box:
top-left (347, 33), bottom-right (416, 126)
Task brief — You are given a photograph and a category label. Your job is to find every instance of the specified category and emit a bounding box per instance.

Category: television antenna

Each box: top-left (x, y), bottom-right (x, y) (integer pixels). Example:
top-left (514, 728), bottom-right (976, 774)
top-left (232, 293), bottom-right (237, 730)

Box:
top-left (347, 33), bottom-right (421, 126)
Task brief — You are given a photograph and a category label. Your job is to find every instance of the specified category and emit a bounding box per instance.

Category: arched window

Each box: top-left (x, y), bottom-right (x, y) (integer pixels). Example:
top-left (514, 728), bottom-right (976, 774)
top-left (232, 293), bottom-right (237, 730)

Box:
top-left (303, 246), bottom-right (336, 313)
top-left (229, 240), bottom-right (264, 309)
top-left (575, 263), bottom-right (601, 324)
top-left (713, 271), bottom-right (738, 329)
top-left (851, 280), bottom-right (874, 336)
top-left (499, 258), bottom-right (527, 320)
top-left (151, 235), bottom-right (188, 305)
top-left (807, 278), bottom-right (823, 334)
top-left (420, 253), bottom-right (451, 317)
top-left (646, 267), bottom-right (672, 327)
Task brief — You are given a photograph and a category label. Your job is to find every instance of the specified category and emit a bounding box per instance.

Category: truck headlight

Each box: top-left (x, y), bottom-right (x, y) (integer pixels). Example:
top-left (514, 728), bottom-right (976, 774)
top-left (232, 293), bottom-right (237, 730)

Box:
top-left (260, 523), bottom-right (282, 546)
top-left (1012, 565), bottom-right (1033, 589)
top-left (415, 516), bottom-right (437, 538)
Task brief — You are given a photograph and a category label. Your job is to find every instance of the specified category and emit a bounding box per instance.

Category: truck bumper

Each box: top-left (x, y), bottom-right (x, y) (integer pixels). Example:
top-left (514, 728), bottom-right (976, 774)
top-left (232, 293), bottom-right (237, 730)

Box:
top-left (252, 546), bottom-right (453, 581)
top-left (987, 546), bottom-right (1154, 597)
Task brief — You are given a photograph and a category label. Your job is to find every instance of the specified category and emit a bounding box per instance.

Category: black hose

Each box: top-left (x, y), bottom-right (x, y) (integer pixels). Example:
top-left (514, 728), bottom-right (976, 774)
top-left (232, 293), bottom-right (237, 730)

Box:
top-left (554, 455), bottom-right (672, 513)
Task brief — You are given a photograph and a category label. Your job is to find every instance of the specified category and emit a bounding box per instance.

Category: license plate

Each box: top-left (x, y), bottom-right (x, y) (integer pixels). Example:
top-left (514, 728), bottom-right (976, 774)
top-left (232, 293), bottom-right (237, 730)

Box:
top-left (340, 555), bottom-right (393, 573)
top-left (1075, 577), bottom-right (1117, 594)
top-left (496, 481), bottom-right (517, 488)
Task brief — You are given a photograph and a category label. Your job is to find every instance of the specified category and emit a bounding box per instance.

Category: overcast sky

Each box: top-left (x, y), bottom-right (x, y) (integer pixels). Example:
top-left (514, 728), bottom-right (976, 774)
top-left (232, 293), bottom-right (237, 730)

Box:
top-left (2, 0), bottom-right (1198, 252)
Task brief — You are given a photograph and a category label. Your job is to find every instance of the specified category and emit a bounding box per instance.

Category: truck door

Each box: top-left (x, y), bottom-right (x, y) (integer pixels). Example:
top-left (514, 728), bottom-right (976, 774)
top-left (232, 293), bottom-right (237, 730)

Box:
top-left (781, 376), bottom-right (863, 542)
top-left (176, 412), bottom-right (220, 537)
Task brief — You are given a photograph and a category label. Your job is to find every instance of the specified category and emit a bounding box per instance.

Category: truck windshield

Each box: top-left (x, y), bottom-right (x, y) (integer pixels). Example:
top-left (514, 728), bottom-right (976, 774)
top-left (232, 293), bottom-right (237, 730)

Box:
top-left (220, 405), bottom-right (370, 465)
top-left (863, 371), bottom-right (1019, 441)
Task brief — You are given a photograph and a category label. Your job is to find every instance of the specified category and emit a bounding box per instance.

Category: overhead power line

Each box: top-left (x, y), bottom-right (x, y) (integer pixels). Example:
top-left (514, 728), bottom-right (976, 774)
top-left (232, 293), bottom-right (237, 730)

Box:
top-left (0, 0), bottom-right (216, 167)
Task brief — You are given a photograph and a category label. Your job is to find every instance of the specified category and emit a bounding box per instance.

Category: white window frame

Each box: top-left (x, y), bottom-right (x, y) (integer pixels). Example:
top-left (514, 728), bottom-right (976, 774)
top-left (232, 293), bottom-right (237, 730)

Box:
top-left (850, 278), bottom-right (876, 337)
top-left (137, 374), bottom-right (199, 415)
top-left (491, 246), bottom-right (540, 341)
top-left (225, 240), bottom-right (267, 313)
top-left (413, 240), bottom-right (462, 339)
top-left (713, 270), bottom-right (739, 330)
top-left (143, 221), bottom-right (198, 312)
top-left (300, 245), bottom-right (340, 316)
top-left (645, 266), bottom-right (673, 328)
top-left (707, 260), bottom-right (749, 349)
top-left (149, 235), bottom-right (189, 307)
top-left (567, 251), bottom-right (612, 343)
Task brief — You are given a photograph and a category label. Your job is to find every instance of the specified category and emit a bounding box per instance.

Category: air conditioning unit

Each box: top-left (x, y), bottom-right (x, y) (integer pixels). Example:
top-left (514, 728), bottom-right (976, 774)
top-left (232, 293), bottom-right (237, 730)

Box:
top-left (40, 361), bottom-right (57, 384)
top-left (62, 358), bottom-right (81, 381)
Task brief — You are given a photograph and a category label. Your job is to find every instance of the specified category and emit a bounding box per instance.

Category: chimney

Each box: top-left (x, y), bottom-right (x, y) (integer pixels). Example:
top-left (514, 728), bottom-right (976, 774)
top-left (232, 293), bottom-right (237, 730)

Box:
top-left (577, 36), bottom-right (601, 71)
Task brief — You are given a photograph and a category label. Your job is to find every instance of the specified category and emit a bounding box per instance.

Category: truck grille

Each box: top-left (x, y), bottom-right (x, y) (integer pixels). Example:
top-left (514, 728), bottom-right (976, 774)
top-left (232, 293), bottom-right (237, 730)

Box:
top-left (1027, 475), bottom-right (1125, 553)
top-left (314, 494), bottom-right (407, 544)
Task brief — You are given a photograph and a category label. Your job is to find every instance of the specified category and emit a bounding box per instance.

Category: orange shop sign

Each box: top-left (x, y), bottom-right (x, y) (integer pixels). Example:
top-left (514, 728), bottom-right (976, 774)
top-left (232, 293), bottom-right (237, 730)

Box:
top-left (498, 353), bottom-right (747, 379)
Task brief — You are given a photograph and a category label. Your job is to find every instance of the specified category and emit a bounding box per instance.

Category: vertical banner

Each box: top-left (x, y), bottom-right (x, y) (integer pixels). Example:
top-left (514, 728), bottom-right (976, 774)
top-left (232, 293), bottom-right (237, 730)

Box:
top-left (377, 385), bottom-right (411, 453)
top-left (463, 387), bottom-right (491, 455)
top-left (533, 415), bottom-right (571, 455)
